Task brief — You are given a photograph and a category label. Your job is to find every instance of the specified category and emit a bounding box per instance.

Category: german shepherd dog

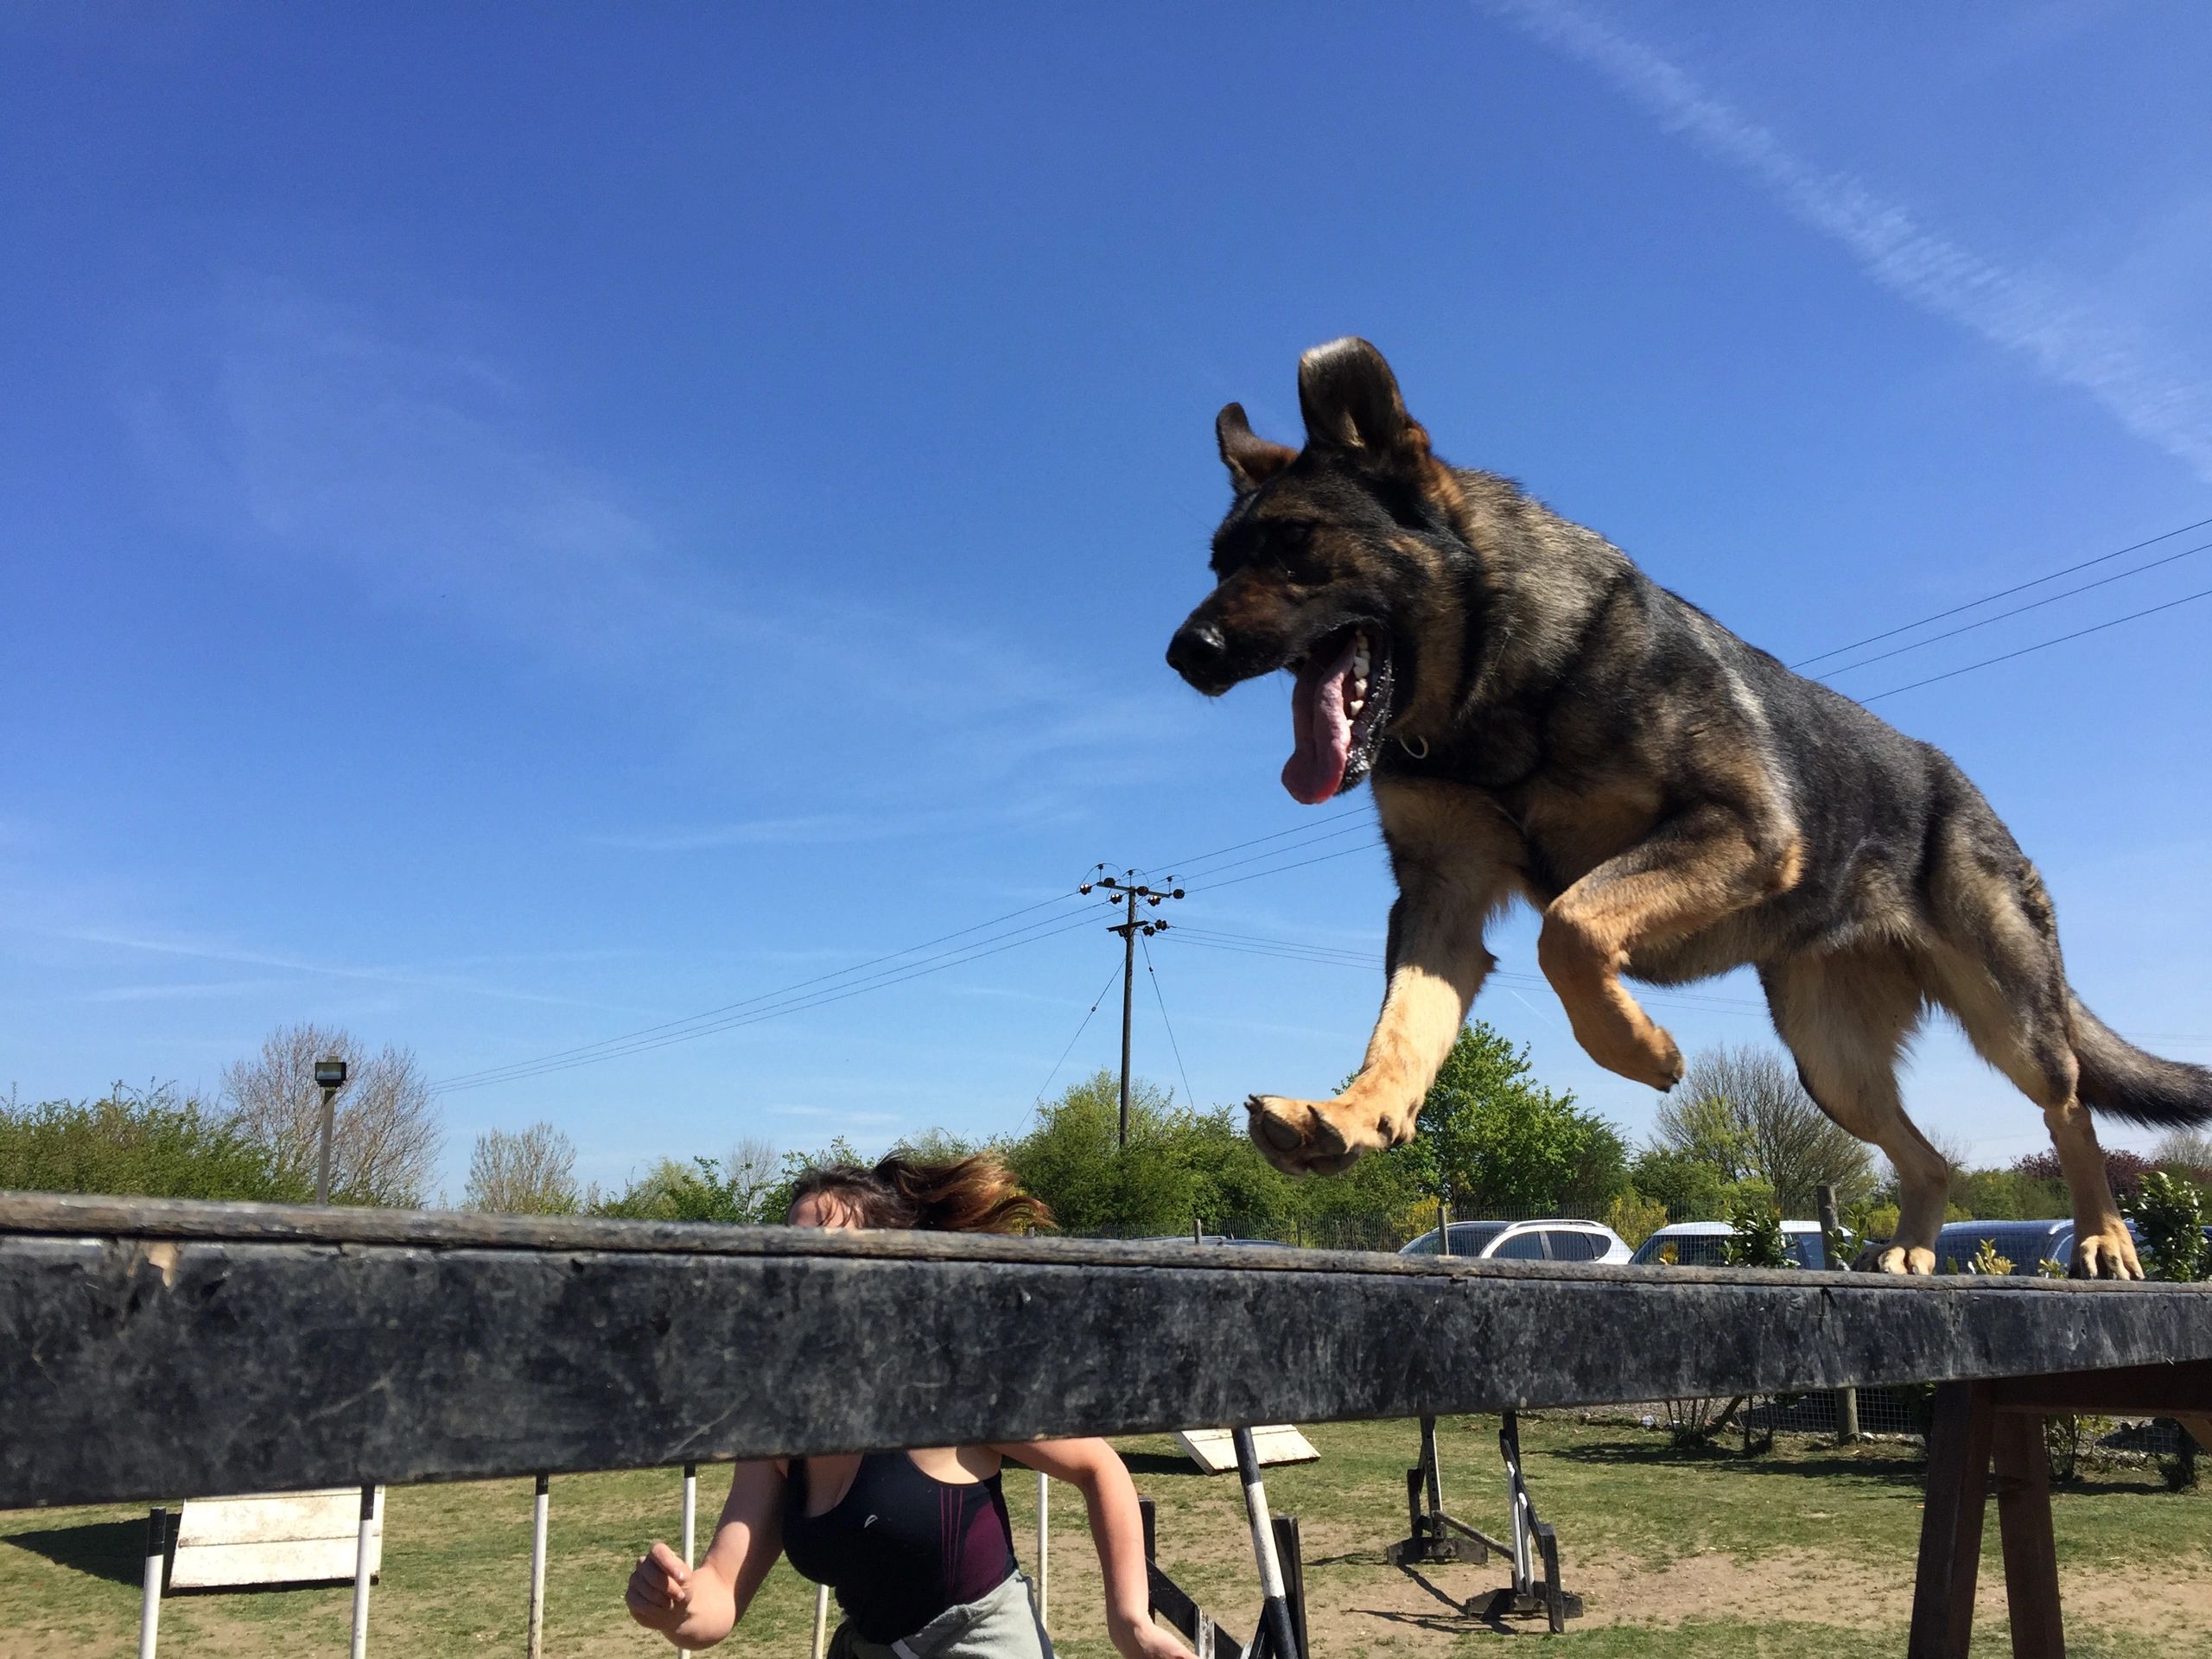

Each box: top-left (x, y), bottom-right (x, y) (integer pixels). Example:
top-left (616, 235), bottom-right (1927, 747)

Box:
top-left (1166, 338), bottom-right (2212, 1278)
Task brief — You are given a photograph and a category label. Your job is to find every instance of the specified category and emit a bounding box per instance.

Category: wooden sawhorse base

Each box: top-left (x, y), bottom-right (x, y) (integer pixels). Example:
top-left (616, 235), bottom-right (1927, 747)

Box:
top-left (1909, 1361), bottom-right (2212, 1657)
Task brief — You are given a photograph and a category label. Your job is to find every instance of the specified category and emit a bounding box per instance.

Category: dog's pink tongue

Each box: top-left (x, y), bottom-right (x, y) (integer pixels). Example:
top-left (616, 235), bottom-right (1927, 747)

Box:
top-left (1281, 637), bottom-right (1358, 804)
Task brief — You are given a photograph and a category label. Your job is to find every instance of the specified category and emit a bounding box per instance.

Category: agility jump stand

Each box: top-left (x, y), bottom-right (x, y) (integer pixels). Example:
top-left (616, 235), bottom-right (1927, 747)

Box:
top-left (1384, 1412), bottom-right (1580, 1632)
top-left (1140, 1429), bottom-right (1306, 1659)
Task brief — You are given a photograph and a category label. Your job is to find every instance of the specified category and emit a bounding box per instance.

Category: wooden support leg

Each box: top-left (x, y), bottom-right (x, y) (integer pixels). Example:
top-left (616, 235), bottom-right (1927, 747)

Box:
top-left (1992, 1414), bottom-right (2063, 1659)
top-left (1909, 1382), bottom-right (1993, 1659)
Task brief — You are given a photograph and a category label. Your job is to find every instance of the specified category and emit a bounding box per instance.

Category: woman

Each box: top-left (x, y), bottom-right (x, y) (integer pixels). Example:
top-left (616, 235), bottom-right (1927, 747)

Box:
top-left (625, 1153), bottom-right (1188, 1659)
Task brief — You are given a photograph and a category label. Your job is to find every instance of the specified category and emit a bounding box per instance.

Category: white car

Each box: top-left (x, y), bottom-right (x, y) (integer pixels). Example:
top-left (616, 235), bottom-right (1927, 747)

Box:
top-left (1629, 1218), bottom-right (1836, 1269)
top-left (1396, 1218), bottom-right (1632, 1264)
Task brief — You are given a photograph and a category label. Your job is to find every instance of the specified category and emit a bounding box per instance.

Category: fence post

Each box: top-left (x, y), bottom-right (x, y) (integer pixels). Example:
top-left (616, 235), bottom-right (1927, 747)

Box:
top-left (350, 1484), bottom-right (375, 1659)
top-left (810, 1582), bottom-right (830, 1659)
top-left (527, 1473), bottom-right (550, 1659)
top-left (137, 1505), bottom-right (165, 1659)
top-left (1816, 1184), bottom-right (1860, 1443)
top-left (1035, 1468), bottom-right (1050, 1628)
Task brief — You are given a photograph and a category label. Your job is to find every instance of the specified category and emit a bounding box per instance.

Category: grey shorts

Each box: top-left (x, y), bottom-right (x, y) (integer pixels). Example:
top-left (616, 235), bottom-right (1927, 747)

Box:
top-left (826, 1571), bottom-right (1054, 1659)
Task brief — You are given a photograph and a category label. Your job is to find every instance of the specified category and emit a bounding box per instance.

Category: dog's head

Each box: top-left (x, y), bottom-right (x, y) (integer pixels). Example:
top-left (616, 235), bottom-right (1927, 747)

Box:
top-left (1166, 338), bottom-right (1462, 804)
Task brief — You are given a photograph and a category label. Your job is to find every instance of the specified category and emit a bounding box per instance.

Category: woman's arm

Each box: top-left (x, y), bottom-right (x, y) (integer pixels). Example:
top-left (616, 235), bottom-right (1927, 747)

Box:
top-left (998, 1439), bottom-right (1190, 1659)
top-left (625, 1459), bottom-right (787, 1649)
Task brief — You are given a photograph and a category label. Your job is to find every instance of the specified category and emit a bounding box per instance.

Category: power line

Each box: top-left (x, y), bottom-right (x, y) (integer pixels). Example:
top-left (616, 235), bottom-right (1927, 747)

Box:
top-left (1819, 538), bottom-right (2212, 678)
top-left (1140, 931), bottom-right (1198, 1111)
top-left (1181, 838), bottom-right (1387, 893)
top-left (437, 910), bottom-right (1106, 1093)
top-left (1164, 928), bottom-right (1771, 1018)
top-left (1153, 805), bottom-right (1371, 876)
top-left (434, 810), bottom-right (1386, 1098)
top-left (1859, 584), bottom-right (2212, 705)
top-left (1032, 962), bottom-right (1124, 1105)
top-left (433, 887), bottom-right (1092, 1090)
top-left (1792, 512), bottom-right (2212, 670)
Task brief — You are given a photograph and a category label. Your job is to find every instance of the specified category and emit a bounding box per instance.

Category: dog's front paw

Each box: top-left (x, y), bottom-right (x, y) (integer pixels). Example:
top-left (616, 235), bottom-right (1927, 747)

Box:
top-left (1246, 1095), bottom-right (1364, 1176)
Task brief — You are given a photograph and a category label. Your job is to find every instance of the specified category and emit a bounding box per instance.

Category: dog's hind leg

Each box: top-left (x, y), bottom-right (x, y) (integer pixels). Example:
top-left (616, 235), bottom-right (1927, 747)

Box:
top-left (1925, 850), bottom-right (2141, 1279)
top-left (1764, 950), bottom-right (1945, 1274)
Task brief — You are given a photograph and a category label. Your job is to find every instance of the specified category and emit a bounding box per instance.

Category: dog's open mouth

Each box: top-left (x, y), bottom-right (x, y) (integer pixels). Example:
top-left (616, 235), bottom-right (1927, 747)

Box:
top-left (1282, 626), bottom-right (1395, 804)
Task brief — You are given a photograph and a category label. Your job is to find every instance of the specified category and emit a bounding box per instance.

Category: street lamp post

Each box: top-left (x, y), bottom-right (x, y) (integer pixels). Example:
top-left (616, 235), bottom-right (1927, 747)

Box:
top-left (313, 1057), bottom-right (348, 1205)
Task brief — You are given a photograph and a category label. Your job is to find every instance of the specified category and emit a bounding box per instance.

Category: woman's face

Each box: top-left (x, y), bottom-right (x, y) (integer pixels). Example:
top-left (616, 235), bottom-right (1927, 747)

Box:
top-left (788, 1191), bottom-right (861, 1230)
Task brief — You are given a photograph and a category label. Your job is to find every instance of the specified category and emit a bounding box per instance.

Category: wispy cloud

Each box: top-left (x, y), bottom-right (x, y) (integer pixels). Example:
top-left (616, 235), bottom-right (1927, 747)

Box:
top-left (590, 795), bottom-right (1082, 854)
top-left (125, 277), bottom-right (1192, 796)
top-left (1482, 0), bottom-right (2212, 481)
top-left (22, 923), bottom-right (645, 1013)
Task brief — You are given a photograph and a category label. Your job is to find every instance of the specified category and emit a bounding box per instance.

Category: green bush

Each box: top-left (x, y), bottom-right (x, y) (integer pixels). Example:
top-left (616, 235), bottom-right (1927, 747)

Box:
top-left (1719, 1194), bottom-right (1792, 1268)
top-left (2122, 1170), bottom-right (2210, 1281)
top-left (0, 1084), bottom-right (308, 1202)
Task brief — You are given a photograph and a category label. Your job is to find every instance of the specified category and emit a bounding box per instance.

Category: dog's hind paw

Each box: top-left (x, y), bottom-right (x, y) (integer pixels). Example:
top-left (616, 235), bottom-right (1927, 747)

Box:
top-left (1869, 1244), bottom-right (1936, 1275)
top-left (2069, 1223), bottom-right (2143, 1280)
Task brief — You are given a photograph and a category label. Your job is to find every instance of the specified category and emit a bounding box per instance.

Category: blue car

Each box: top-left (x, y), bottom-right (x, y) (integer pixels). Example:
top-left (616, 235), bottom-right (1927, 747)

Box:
top-left (1927, 1217), bottom-right (2140, 1274)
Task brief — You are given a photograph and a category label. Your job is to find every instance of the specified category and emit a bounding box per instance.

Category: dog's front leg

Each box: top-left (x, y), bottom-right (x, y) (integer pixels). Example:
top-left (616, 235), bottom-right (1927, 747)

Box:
top-left (1248, 872), bottom-right (1498, 1175)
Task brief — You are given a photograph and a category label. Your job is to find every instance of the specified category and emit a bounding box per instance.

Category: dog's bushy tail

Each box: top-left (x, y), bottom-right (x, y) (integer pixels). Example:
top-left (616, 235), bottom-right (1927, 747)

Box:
top-left (2070, 991), bottom-right (2212, 1128)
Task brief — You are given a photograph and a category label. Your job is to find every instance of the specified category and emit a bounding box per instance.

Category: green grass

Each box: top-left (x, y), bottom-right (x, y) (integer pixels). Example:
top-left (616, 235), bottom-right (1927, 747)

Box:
top-left (3, 1416), bottom-right (2205, 1656)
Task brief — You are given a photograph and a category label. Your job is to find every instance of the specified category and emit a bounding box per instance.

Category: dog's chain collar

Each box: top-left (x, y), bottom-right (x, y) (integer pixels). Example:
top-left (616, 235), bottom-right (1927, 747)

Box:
top-left (1396, 734), bottom-right (1430, 760)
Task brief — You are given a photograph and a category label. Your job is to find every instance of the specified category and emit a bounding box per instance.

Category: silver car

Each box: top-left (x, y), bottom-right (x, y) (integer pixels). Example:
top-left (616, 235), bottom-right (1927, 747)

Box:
top-left (1397, 1218), bottom-right (1632, 1263)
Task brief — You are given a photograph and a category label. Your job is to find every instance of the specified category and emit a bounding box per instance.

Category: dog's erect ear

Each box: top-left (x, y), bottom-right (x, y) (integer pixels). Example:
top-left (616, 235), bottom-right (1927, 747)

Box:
top-left (1216, 403), bottom-right (1297, 494)
top-left (1296, 337), bottom-right (1429, 469)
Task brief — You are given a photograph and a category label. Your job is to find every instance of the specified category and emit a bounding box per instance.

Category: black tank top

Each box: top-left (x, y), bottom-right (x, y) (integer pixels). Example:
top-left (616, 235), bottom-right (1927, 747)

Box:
top-left (782, 1452), bottom-right (1019, 1643)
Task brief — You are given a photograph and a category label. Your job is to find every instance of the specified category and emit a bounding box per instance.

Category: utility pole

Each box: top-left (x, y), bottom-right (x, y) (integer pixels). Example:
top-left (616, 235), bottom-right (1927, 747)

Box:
top-left (1080, 869), bottom-right (1185, 1148)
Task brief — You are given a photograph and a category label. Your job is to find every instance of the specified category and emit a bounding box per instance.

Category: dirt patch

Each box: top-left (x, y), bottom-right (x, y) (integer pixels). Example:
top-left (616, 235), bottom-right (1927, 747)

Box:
top-left (1305, 1544), bottom-right (2212, 1648)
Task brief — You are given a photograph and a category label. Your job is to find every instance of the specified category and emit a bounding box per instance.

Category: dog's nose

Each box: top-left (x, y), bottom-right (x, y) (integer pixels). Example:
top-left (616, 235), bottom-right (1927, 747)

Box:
top-left (1167, 621), bottom-right (1230, 688)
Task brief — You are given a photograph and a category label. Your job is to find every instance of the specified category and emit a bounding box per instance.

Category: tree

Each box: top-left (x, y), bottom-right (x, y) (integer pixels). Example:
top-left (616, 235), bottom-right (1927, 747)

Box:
top-left (1001, 1071), bottom-right (1205, 1236)
top-left (1627, 1147), bottom-right (1732, 1221)
top-left (1384, 1023), bottom-right (1627, 1214)
top-left (1657, 1046), bottom-right (1874, 1215)
top-left (463, 1122), bottom-right (581, 1214)
top-left (220, 1023), bottom-right (441, 1206)
top-left (2012, 1146), bottom-right (2154, 1205)
top-left (2152, 1128), bottom-right (2212, 1179)
top-left (1, 1082), bottom-right (306, 1202)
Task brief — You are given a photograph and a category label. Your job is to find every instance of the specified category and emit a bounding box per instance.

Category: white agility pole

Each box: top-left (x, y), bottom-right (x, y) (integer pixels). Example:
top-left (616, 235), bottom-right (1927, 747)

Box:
top-left (1232, 1427), bottom-right (1300, 1659)
top-left (527, 1473), bottom-right (550, 1659)
top-left (674, 1460), bottom-right (697, 1655)
top-left (137, 1506), bottom-right (165, 1659)
top-left (349, 1484), bottom-right (375, 1659)
top-left (1035, 1470), bottom-right (1049, 1628)
top-left (810, 1581), bottom-right (830, 1659)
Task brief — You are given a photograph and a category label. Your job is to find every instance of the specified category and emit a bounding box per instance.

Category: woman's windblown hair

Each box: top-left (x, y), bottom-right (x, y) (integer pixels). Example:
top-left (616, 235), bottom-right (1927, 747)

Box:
top-left (787, 1151), bottom-right (1052, 1235)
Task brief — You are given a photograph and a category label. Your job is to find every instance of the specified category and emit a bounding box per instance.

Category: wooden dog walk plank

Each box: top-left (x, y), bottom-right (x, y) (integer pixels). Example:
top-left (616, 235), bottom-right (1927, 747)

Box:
top-left (168, 1488), bottom-right (384, 1589)
top-left (3, 1192), bottom-right (2211, 1509)
top-left (1174, 1427), bottom-right (1319, 1474)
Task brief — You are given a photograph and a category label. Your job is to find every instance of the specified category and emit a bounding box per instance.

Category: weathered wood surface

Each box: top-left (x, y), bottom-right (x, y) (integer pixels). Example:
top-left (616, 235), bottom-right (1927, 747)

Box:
top-left (168, 1488), bottom-right (385, 1589)
top-left (4, 1193), bottom-right (2211, 1509)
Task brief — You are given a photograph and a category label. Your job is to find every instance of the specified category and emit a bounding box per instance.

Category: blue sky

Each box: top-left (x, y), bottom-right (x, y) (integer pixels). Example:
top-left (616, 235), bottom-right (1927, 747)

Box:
top-left (3, 3), bottom-right (2209, 1200)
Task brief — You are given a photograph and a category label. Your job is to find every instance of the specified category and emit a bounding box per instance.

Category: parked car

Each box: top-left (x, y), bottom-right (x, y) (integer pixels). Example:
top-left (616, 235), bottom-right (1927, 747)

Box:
top-left (1628, 1219), bottom-right (1837, 1269)
top-left (1928, 1217), bottom-right (2140, 1274)
top-left (1929, 1218), bottom-right (2073, 1274)
top-left (1396, 1218), bottom-right (1632, 1263)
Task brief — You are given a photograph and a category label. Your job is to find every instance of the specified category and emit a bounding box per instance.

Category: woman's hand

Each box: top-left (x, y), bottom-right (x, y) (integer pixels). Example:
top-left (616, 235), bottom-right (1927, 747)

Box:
top-left (625, 1541), bottom-right (693, 1633)
top-left (1109, 1611), bottom-right (1196, 1659)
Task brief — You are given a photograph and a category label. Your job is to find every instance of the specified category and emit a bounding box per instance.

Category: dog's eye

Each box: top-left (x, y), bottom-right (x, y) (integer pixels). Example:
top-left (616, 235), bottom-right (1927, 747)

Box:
top-left (1266, 521), bottom-right (1317, 569)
